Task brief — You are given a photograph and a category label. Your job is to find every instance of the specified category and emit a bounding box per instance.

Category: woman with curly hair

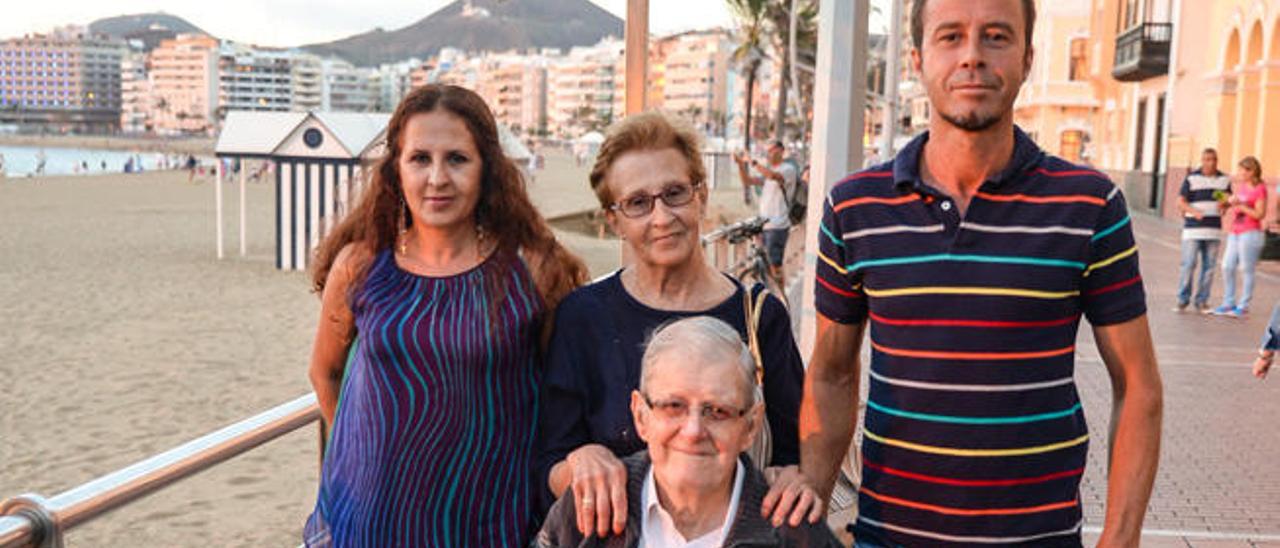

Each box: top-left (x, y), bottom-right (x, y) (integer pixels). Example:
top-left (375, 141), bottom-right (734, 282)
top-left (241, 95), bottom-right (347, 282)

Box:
top-left (303, 84), bottom-right (587, 547)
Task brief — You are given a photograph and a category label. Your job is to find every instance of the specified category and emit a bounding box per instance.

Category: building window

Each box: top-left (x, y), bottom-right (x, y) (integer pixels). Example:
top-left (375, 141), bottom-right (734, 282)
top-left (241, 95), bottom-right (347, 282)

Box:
top-left (1069, 39), bottom-right (1088, 81)
top-left (1134, 98), bottom-right (1147, 171)
top-left (1120, 0), bottom-right (1138, 31)
top-left (1061, 130), bottom-right (1084, 163)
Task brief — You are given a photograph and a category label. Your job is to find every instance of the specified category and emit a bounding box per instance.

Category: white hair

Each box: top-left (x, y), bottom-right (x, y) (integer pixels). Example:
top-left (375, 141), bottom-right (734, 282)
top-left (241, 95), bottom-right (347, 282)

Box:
top-left (639, 316), bottom-right (761, 406)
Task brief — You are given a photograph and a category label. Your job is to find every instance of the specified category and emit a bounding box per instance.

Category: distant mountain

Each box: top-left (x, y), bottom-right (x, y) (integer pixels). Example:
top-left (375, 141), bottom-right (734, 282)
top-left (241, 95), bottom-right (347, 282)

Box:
top-left (89, 13), bottom-right (209, 51)
top-left (301, 0), bottom-right (624, 67)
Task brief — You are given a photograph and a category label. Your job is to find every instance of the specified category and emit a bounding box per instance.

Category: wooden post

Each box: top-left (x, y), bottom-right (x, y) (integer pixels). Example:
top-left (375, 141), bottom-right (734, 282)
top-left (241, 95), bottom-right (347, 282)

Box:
top-left (279, 162), bottom-right (294, 270)
top-left (215, 158), bottom-right (224, 260)
top-left (324, 164), bottom-right (337, 239)
top-left (239, 159), bottom-right (247, 257)
top-left (621, 0), bottom-right (650, 268)
top-left (625, 0), bottom-right (649, 116)
top-left (307, 163), bottom-right (320, 270)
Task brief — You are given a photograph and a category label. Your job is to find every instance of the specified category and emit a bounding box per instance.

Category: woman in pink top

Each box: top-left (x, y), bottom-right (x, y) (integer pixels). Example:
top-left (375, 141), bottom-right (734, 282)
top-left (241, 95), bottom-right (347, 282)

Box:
top-left (1211, 156), bottom-right (1268, 317)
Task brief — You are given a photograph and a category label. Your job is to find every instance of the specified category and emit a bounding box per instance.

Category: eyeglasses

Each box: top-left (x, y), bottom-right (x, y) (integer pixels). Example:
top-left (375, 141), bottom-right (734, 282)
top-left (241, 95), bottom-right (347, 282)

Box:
top-left (640, 392), bottom-right (749, 426)
top-left (609, 182), bottom-right (700, 219)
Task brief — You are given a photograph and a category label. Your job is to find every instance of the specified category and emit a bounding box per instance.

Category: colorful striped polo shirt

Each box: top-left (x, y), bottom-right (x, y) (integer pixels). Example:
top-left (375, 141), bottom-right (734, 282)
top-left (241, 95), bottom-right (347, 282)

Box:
top-left (815, 127), bottom-right (1146, 546)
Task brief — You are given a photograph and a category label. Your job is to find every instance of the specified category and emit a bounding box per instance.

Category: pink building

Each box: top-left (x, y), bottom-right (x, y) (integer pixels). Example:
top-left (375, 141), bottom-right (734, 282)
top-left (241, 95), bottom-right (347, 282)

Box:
top-left (148, 34), bottom-right (219, 135)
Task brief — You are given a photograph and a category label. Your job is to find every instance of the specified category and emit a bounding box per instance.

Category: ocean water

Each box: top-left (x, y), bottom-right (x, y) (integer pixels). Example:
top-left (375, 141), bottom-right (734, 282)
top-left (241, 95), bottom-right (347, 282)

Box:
top-left (0, 145), bottom-right (188, 177)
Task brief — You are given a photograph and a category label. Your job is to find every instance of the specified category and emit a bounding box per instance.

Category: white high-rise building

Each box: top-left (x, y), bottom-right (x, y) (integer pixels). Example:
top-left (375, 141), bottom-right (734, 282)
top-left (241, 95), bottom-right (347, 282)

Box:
top-left (320, 58), bottom-right (375, 112)
top-left (291, 52), bottom-right (323, 112)
top-left (547, 38), bottom-right (622, 138)
top-left (218, 41), bottom-right (293, 114)
top-left (120, 46), bottom-right (149, 133)
top-left (370, 58), bottom-right (420, 112)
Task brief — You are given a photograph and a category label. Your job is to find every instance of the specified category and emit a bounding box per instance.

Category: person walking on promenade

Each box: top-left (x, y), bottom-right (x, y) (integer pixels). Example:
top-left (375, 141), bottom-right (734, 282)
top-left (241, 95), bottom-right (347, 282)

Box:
top-left (734, 140), bottom-right (798, 287)
top-left (1251, 304), bottom-right (1280, 379)
top-left (1175, 148), bottom-right (1232, 312)
top-left (772, 1), bottom-right (1164, 546)
top-left (303, 84), bottom-right (587, 547)
top-left (1210, 156), bottom-right (1268, 318)
top-left (536, 111), bottom-right (809, 539)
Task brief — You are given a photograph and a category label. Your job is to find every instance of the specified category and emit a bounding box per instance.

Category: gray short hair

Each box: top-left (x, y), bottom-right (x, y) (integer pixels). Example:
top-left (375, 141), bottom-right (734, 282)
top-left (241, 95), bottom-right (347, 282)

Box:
top-left (639, 316), bottom-right (761, 406)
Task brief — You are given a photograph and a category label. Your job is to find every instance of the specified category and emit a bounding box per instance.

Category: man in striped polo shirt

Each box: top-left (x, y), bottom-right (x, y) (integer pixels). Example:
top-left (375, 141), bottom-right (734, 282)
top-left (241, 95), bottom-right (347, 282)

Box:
top-left (776, 0), bottom-right (1164, 546)
top-left (1175, 149), bottom-right (1232, 312)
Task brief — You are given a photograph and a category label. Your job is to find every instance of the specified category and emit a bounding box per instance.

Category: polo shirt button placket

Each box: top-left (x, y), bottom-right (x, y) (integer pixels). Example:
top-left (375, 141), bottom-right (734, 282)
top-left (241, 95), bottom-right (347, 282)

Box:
top-left (938, 198), bottom-right (961, 234)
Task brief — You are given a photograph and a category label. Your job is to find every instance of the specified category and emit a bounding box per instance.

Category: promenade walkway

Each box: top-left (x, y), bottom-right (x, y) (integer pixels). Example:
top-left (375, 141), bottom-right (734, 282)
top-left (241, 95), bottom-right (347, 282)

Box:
top-left (1074, 213), bottom-right (1280, 547)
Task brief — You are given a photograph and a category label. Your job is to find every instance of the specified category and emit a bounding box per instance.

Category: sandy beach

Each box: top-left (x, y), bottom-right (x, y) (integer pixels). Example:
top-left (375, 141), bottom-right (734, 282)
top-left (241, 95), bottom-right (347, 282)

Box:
top-left (0, 153), bottom-right (756, 546)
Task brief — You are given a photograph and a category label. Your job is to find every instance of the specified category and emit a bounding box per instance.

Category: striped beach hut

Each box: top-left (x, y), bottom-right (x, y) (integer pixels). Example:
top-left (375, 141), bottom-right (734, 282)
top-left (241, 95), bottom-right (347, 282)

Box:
top-left (214, 111), bottom-right (390, 271)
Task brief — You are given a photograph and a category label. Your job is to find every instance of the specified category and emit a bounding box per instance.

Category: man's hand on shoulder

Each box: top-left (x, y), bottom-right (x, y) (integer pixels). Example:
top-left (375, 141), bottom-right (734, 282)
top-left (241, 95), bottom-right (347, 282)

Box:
top-left (761, 465), bottom-right (825, 527)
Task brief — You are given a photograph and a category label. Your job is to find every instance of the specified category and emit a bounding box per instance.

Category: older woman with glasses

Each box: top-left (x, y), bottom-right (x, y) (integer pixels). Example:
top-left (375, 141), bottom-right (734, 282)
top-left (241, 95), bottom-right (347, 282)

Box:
top-left (535, 317), bottom-right (836, 547)
top-left (535, 111), bottom-right (812, 539)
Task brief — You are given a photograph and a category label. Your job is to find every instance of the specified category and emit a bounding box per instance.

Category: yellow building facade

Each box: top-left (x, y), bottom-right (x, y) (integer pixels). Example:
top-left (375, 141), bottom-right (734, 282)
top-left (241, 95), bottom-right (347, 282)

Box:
top-left (1085, 0), bottom-right (1279, 219)
top-left (1195, 1), bottom-right (1280, 176)
top-left (1015, 2), bottom-right (1099, 164)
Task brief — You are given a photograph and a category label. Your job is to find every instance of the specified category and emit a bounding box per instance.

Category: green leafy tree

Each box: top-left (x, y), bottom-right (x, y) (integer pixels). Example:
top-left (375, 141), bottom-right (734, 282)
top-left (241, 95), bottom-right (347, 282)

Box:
top-left (765, 0), bottom-right (818, 144)
top-left (727, 0), bottom-right (770, 152)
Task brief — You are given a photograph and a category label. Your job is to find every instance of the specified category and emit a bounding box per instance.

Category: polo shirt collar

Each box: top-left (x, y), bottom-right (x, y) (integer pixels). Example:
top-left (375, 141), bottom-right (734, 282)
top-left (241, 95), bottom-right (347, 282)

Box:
top-left (1192, 168), bottom-right (1224, 178)
top-left (892, 125), bottom-right (1045, 194)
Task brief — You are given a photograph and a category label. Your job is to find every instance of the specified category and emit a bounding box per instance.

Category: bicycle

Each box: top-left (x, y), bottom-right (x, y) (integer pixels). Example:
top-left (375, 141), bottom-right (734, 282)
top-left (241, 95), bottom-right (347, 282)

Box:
top-left (720, 216), bottom-right (787, 306)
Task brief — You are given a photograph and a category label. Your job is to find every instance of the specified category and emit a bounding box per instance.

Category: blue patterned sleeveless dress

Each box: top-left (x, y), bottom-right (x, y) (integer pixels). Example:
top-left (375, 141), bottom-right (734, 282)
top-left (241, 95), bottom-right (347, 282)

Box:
top-left (306, 249), bottom-right (544, 547)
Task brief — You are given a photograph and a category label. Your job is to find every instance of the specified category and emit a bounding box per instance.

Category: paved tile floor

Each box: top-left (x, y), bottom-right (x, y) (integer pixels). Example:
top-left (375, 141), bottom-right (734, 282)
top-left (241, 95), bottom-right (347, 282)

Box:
top-left (1073, 214), bottom-right (1279, 547)
top-left (788, 212), bottom-right (1280, 547)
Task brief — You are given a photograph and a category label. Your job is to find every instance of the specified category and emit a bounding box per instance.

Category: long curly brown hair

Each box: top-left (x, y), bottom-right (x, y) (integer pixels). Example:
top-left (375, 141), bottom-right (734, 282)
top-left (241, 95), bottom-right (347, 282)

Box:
top-left (311, 84), bottom-right (587, 320)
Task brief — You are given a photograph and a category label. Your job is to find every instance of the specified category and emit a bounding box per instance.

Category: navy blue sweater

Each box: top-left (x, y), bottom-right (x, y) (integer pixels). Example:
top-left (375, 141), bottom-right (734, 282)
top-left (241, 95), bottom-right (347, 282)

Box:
top-left (534, 271), bottom-right (805, 511)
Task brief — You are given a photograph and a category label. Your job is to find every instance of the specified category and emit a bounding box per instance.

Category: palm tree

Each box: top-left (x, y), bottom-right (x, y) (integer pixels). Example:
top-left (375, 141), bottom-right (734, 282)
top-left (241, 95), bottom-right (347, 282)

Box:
top-left (153, 96), bottom-right (170, 133)
top-left (765, 0), bottom-right (819, 145)
top-left (727, 0), bottom-right (770, 153)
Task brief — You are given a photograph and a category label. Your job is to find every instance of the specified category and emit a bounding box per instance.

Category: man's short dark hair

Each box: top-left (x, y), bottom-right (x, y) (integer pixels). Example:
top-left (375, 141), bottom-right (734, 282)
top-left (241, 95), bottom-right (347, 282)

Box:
top-left (1203, 148), bottom-right (1218, 157)
top-left (769, 140), bottom-right (785, 150)
top-left (910, 0), bottom-right (1037, 52)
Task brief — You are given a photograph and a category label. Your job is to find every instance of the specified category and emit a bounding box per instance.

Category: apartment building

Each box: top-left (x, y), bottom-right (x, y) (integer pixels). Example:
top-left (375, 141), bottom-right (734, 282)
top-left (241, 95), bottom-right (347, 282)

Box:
top-left (0, 27), bottom-right (127, 133)
top-left (291, 52), bottom-right (323, 112)
top-left (651, 30), bottom-right (733, 134)
top-left (148, 33), bottom-right (219, 134)
top-left (320, 58), bottom-right (375, 113)
top-left (547, 38), bottom-right (622, 138)
top-left (120, 48), bottom-right (149, 133)
top-left (218, 41), bottom-right (293, 114)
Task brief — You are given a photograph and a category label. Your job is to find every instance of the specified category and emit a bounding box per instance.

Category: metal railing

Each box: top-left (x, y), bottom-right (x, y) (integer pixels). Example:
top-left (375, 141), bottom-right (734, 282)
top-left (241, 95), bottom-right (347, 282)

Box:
top-left (0, 394), bottom-right (320, 548)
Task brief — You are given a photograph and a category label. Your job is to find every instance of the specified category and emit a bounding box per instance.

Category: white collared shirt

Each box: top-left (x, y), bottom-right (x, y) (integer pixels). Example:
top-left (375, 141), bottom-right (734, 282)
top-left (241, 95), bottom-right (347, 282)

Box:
top-left (639, 460), bottom-right (745, 548)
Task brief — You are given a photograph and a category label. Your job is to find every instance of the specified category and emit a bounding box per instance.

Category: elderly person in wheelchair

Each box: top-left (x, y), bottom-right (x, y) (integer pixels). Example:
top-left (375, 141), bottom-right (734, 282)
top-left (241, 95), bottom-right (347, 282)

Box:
top-left (535, 316), bottom-right (836, 547)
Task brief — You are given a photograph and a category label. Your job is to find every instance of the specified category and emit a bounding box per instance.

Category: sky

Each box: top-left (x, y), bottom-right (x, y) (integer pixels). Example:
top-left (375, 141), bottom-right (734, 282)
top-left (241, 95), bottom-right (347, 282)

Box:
top-left (0, 0), bottom-right (739, 48)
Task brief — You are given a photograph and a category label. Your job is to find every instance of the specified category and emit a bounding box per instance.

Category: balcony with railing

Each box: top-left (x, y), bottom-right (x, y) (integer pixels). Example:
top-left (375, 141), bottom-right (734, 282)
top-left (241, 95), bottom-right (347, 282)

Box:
top-left (1112, 22), bottom-right (1173, 82)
